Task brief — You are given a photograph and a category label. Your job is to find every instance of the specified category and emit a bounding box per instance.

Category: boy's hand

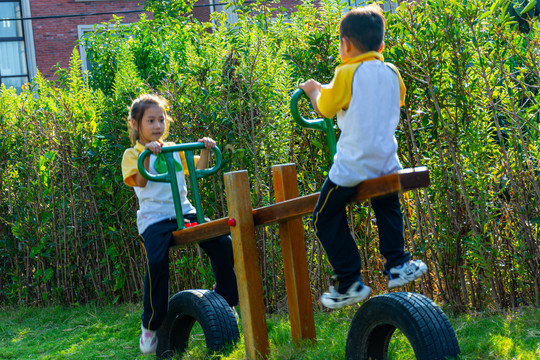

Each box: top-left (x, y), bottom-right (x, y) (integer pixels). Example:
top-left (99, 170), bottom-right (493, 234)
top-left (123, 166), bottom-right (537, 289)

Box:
top-left (145, 141), bottom-right (162, 155)
top-left (299, 79), bottom-right (323, 116)
top-left (299, 79), bottom-right (322, 97)
top-left (198, 137), bottom-right (216, 149)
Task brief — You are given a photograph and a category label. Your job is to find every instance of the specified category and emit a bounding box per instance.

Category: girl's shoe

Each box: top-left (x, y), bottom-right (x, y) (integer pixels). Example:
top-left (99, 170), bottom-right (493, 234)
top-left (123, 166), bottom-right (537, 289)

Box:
top-left (140, 324), bottom-right (158, 354)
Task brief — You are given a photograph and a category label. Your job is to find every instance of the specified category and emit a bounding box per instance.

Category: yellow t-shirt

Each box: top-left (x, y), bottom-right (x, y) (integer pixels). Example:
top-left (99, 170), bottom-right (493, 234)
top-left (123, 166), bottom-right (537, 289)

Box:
top-left (121, 141), bottom-right (198, 187)
top-left (317, 51), bottom-right (406, 119)
top-left (121, 141), bottom-right (199, 234)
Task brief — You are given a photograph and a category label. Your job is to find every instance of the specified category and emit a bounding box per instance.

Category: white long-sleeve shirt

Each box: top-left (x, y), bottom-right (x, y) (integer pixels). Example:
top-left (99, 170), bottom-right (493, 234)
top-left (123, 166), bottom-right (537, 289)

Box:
top-left (317, 51), bottom-right (406, 187)
top-left (122, 141), bottom-right (196, 234)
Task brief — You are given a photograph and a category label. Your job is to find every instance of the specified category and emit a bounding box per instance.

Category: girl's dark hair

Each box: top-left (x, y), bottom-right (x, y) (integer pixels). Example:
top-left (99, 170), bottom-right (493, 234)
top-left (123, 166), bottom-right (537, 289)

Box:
top-left (340, 5), bottom-right (386, 53)
top-left (128, 94), bottom-right (172, 145)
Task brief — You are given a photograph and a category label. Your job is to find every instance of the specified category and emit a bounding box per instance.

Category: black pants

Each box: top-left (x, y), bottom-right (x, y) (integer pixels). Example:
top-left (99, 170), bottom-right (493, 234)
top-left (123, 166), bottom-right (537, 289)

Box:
top-left (140, 215), bottom-right (238, 331)
top-left (312, 177), bottom-right (410, 293)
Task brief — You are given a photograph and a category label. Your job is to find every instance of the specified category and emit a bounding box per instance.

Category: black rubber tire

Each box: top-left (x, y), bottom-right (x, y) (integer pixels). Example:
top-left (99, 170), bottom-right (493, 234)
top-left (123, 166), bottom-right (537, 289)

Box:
top-left (156, 289), bottom-right (240, 359)
top-left (345, 292), bottom-right (460, 360)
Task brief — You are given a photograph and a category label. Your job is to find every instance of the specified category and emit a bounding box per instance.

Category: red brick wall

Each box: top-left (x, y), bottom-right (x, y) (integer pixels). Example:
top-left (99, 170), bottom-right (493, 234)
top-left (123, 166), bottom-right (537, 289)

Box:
top-left (191, 0), bottom-right (302, 24)
top-left (193, 0), bottom-right (212, 23)
top-left (29, 0), bottom-right (305, 80)
top-left (31, 0), bottom-right (145, 79)
top-left (264, 0), bottom-right (303, 13)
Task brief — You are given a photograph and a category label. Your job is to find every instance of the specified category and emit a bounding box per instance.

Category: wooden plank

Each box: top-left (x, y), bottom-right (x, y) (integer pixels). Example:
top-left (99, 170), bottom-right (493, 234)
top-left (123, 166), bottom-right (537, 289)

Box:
top-left (253, 166), bottom-right (429, 224)
top-left (354, 172), bottom-right (401, 201)
top-left (171, 217), bottom-right (229, 247)
top-left (252, 193), bottom-right (320, 226)
top-left (272, 164), bottom-right (316, 343)
top-left (171, 167), bottom-right (429, 246)
top-left (224, 170), bottom-right (270, 360)
top-left (396, 166), bottom-right (430, 191)
top-left (354, 166), bottom-right (429, 201)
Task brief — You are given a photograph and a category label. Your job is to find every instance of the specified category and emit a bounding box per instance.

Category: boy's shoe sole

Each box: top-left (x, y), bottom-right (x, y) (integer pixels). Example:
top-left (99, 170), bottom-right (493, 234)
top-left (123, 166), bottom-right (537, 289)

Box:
top-left (321, 284), bottom-right (371, 309)
top-left (387, 260), bottom-right (428, 289)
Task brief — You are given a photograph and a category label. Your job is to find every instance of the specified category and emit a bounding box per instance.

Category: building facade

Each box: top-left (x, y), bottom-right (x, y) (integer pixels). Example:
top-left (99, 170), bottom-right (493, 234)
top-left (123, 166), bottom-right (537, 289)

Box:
top-left (1, 0), bottom-right (394, 92)
top-left (1, 0), bottom-right (145, 91)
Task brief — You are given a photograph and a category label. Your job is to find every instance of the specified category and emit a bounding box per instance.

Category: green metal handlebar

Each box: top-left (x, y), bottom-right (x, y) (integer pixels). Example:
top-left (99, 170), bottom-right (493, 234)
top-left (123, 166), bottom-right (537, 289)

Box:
top-left (137, 142), bottom-right (222, 230)
top-left (290, 88), bottom-right (337, 161)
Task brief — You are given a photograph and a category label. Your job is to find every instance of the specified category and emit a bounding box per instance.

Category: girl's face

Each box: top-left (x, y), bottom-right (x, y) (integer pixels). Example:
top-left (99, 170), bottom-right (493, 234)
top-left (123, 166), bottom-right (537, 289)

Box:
top-left (134, 105), bottom-right (166, 145)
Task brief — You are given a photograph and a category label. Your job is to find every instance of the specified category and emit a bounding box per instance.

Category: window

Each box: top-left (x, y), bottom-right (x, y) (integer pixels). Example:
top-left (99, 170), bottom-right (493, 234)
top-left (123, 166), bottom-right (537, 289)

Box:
top-left (210, 0), bottom-right (239, 25)
top-left (78, 24), bottom-right (97, 73)
top-left (0, 1), bottom-right (28, 89)
top-left (78, 23), bottom-right (131, 73)
top-left (344, 0), bottom-right (398, 13)
top-left (382, 0), bottom-right (398, 13)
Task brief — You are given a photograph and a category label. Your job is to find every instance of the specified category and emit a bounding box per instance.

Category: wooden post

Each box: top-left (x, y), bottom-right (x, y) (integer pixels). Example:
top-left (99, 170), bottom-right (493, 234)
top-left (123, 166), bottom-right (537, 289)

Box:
top-left (272, 164), bottom-right (317, 343)
top-left (224, 170), bottom-right (270, 359)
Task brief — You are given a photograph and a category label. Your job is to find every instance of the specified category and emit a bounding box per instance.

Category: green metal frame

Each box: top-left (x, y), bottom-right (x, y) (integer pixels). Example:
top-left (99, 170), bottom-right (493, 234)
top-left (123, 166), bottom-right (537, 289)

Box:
top-left (137, 142), bottom-right (223, 230)
top-left (290, 88), bottom-right (337, 161)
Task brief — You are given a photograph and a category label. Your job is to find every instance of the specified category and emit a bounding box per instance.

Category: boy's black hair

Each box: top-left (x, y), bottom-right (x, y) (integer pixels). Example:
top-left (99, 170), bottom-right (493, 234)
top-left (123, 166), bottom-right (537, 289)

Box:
top-left (340, 5), bottom-right (385, 53)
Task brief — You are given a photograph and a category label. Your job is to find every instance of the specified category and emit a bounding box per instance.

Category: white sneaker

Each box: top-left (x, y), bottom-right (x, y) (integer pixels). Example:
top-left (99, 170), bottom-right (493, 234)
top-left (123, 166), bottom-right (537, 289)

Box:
top-left (230, 306), bottom-right (239, 322)
top-left (140, 324), bottom-right (158, 354)
top-left (387, 259), bottom-right (428, 289)
top-left (320, 281), bottom-right (371, 309)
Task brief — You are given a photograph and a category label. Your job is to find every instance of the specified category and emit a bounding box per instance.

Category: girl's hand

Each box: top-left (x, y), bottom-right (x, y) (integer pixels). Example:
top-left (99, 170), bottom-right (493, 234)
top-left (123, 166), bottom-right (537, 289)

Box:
top-left (145, 141), bottom-right (162, 155)
top-left (132, 141), bottom-right (161, 188)
top-left (198, 137), bottom-right (216, 149)
top-left (196, 137), bottom-right (215, 170)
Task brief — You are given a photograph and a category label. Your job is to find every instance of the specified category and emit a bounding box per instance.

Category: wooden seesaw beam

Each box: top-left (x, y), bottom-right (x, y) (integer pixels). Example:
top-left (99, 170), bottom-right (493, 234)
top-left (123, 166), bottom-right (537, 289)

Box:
top-left (170, 166), bottom-right (429, 247)
top-left (170, 165), bottom-right (429, 360)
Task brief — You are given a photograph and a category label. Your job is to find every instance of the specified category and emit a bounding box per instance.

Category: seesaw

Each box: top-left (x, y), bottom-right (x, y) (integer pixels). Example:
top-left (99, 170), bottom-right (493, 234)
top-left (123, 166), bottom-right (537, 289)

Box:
top-left (135, 90), bottom-right (460, 359)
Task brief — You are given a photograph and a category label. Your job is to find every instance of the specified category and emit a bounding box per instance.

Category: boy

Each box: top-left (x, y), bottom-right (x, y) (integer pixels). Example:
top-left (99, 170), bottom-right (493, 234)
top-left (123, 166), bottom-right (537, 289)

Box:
top-left (299, 5), bottom-right (427, 309)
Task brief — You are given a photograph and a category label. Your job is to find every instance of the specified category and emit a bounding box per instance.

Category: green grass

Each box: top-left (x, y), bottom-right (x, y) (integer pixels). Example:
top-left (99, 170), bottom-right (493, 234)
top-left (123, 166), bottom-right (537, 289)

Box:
top-left (1, 303), bottom-right (539, 359)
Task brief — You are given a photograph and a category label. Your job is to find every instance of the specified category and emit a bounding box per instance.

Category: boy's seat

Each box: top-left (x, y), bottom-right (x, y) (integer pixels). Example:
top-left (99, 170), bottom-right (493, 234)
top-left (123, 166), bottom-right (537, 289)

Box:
top-left (170, 166), bottom-right (430, 248)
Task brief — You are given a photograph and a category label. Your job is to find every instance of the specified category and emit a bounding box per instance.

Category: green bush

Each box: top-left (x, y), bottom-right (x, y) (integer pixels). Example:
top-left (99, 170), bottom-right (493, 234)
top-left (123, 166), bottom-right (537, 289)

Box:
top-left (0, 0), bottom-right (538, 311)
top-left (385, 0), bottom-right (540, 309)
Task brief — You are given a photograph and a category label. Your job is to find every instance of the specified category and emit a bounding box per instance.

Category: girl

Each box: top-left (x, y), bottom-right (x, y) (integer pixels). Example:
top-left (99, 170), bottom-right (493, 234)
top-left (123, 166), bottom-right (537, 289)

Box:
top-left (121, 94), bottom-right (238, 354)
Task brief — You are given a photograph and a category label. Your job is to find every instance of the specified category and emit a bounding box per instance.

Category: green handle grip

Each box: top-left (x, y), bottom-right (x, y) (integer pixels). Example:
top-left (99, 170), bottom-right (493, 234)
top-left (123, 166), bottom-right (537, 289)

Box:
top-left (137, 142), bottom-right (222, 230)
top-left (290, 88), bottom-right (337, 162)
